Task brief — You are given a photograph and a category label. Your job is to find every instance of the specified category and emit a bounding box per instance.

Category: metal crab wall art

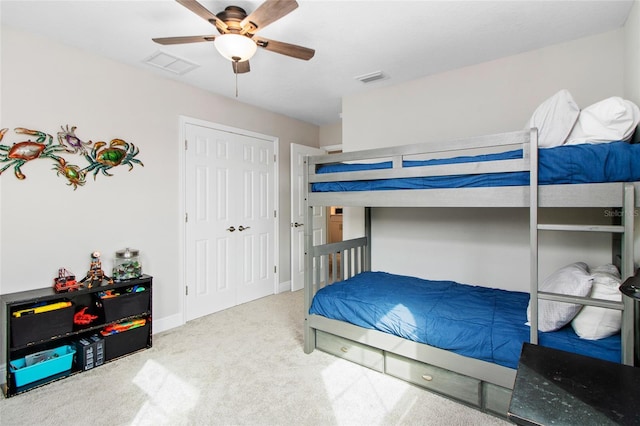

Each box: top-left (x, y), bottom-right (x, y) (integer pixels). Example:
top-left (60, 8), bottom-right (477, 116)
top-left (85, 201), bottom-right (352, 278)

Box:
top-left (0, 126), bottom-right (144, 189)
top-left (57, 125), bottom-right (92, 155)
top-left (84, 139), bottom-right (143, 178)
top-left (0, 127), bottom-right (67, 180)
top-left (54, 158), bottom-right (87, 190)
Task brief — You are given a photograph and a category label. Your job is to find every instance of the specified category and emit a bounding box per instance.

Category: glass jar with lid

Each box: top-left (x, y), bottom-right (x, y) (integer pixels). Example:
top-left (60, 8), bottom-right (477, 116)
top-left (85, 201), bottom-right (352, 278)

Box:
top-left (112, 247), bottom-right (142, 281)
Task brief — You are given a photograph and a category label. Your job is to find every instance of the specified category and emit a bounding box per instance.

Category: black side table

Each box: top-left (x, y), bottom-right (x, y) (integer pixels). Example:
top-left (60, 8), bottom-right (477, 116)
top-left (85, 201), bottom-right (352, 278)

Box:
top-left (508, 343), bottom-right (640, 425)
top-left (620, 270), bottom-right (640, 301)
top-left (620, 270), bottom-right (640, 367)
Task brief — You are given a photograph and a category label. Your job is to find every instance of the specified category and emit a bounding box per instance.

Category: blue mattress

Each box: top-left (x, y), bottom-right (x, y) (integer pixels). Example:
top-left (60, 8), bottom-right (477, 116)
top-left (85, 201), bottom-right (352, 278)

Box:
top-left (309, 271), bottom-right (621, 369)
top-left (312, 141), bottom-right (640, 192)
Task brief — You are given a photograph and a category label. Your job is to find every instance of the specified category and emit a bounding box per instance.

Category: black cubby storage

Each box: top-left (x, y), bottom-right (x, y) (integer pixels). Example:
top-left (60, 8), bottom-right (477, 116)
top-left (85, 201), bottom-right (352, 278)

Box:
top-left (0, 275), bottom-right (152, 398)
top-left (10, 302), bottom-right (75, 347)
top-left (104, 322), bottom-right (151, 361)
top-left (100, 286), bottom-right (150, 323)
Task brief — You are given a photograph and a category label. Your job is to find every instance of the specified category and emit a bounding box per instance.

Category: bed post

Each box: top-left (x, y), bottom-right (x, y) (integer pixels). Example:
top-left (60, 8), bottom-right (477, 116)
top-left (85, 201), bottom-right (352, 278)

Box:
top-left (365, 207), bottom-right (372, 271)
top-left (303, 155), bottom-right (315, 354)
top-left (529, 128), bottom-right (539, 345)
top-left (621, 183), bottom-right (635, 365)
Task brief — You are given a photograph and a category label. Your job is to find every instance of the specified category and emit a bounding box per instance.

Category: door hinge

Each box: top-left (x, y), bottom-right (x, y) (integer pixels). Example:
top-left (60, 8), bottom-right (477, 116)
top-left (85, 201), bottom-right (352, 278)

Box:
top-left (274, 265), bottom-right (277, 273)
top-left (185, 285), bottom-right (189, 296)
top-left (185, 212), bottom-right (188, 223)
top-left (274, 210), bottom-right (277, 218)
top-left (273, 154), bottom-right (276, 163)
top-left (185, 139), bottom-right (188, 150)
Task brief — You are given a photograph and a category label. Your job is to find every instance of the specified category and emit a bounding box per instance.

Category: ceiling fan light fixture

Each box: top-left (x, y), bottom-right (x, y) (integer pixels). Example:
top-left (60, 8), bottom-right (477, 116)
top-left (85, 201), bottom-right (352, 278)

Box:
top-left (214, 33), bottom-right (257, 62)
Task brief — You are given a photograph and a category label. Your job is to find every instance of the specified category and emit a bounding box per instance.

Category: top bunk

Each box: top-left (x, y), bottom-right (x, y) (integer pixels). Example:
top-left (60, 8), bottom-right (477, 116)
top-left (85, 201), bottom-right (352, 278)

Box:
top-left (306, 93), bottom-right (640, 209)
top-left (306, 129), bottom-right (640, 208)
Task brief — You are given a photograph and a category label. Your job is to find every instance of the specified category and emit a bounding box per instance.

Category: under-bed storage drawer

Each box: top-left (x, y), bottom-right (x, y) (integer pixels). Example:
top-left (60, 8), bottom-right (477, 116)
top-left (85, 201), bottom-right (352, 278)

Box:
top-left (385, 352), bottom-right (481, 407)
top-left (316, 331), bottom-right (384, 372)
top-left (482, 382), bottom-right (512, 416)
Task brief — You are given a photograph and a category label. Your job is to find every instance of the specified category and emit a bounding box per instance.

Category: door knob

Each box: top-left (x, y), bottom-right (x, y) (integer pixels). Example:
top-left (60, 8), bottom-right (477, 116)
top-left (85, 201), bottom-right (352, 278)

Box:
top-left (293, 222), bottom-right (304, 227)
top-left (238, 225), bottom-right (251, 231)
top-left (226, 226), bottom-right (236, 232)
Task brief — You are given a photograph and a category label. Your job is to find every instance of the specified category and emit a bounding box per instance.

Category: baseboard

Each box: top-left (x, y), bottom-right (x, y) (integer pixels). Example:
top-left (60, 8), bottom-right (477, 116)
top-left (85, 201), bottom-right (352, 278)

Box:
top-left (152, 312), bottom-right (183, 334)
top-left (277, 280), bottom-right (291, 293)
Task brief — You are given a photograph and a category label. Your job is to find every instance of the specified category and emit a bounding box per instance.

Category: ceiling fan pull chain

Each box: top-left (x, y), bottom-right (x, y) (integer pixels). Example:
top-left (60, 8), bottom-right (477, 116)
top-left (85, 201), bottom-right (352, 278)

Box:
top-left (234, 62), bottom-right (239, 97)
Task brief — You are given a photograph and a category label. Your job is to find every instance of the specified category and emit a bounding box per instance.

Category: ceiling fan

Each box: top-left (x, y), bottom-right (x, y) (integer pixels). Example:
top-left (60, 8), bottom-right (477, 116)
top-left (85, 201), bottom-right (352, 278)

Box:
top-left (153, 0), bottom-right (315, 75)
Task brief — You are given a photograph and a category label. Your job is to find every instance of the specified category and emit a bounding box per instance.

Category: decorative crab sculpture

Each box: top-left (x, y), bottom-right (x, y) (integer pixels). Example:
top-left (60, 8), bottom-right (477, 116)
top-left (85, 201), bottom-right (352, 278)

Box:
top-left (57, 125), bottom-right (92, 155)
top-left (0, 125), bottom-right (144, 189)
top-left (0, 127), bottom-right (67, 180)
top-left (55, 158), bottom-right (87, 190)
top-left (83, 138), bottom-right (144, 178)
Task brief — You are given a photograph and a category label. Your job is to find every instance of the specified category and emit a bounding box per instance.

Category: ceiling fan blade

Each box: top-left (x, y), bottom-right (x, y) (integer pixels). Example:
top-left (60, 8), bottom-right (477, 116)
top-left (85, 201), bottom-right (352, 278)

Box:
top-left (176, 0), bottom-right (228, 32)
top-left (255, 37), bottom-right (314, 60)
top-left (241, 0), bottom-right (298, 34)
top-left (232, 61), bottom-right (251, 74)
top-left (152, 35), bottom-right (216, 45)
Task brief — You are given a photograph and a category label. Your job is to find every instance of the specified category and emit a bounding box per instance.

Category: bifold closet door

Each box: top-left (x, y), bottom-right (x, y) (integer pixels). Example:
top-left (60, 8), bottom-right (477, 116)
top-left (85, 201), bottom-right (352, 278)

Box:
top-left (185, 123), bottom-right (275, 321)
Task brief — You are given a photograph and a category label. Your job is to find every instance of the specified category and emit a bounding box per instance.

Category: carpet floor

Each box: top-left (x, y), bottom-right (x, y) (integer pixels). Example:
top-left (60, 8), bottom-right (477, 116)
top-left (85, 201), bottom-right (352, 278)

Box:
top-left (0, 289), bottom-right (510, 426)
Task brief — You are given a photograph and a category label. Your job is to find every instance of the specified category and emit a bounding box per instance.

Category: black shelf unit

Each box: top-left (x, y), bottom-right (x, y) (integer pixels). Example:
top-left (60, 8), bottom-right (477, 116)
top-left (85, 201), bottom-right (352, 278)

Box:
top-left (1, 275), bottom-right (152, 397)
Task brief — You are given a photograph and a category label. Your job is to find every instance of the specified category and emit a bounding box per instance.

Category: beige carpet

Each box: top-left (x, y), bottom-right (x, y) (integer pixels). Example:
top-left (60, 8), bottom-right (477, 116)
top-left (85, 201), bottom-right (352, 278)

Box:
top-left (0, 290), bottom-right (510, 426)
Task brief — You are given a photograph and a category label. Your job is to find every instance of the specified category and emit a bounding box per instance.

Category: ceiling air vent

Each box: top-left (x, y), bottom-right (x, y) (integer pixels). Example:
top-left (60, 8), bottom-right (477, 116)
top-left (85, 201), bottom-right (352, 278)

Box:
top-left (354, 71), bottom-right (388, 84)
top-left (143, 51), bottom-right (200, 75)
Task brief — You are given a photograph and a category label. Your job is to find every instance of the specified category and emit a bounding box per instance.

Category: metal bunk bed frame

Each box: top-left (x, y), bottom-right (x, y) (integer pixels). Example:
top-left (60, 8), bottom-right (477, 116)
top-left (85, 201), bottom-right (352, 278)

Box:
top-left (303, 128), bottom-right (638, 416)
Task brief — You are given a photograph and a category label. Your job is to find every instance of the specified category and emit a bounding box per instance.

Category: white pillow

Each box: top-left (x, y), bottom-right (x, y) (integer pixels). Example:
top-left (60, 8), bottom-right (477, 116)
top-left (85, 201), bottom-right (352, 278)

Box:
top-left (526, 89), bottom-right (580, 148)
top-left (571, 264), bottom-right (622, 340)
top-left (565, 97), bottom-right (640, 145)
top-left (527, 262), bottom-right (594, 332)
top-left (591, 263), bottom-right (621, 278)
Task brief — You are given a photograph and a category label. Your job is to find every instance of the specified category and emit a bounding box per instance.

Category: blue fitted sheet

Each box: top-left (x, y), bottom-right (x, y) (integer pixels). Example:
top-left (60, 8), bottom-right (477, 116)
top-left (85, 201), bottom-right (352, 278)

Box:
top-left (309, 271), bottom-right (621, 369)
top-left (312, 141), bottom-right (640, 192)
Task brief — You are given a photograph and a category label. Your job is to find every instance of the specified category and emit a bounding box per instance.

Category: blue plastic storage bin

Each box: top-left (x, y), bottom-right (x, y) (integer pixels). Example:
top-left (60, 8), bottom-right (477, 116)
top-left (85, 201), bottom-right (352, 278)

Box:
top-left (10, 345), bottom-right (76, 387)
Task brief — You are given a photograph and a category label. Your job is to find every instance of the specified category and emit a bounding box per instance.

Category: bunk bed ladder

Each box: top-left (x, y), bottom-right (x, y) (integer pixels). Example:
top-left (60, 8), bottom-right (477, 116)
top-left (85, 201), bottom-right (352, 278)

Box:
top-left (530, 128), bottom-right (635, 364)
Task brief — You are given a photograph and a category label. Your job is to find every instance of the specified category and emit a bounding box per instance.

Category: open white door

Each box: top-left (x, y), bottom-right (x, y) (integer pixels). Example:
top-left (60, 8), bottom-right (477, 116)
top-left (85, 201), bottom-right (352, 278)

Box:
top-left (290, 143), bottom-right (326, 291)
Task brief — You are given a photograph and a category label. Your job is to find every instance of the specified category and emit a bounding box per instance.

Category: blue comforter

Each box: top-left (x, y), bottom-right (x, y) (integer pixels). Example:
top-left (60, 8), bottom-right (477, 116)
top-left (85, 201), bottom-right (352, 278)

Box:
top-left (312, 142), bottom-right (640, 192)
top-left (309, 271), bottom-right (621, 369)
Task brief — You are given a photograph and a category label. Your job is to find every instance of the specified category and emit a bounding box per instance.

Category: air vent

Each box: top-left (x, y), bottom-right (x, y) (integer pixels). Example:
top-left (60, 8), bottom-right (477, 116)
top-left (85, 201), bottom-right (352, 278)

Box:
top-left (354, 71), bottom-right (388, 84)
top-left (143, 51), bottom-right (200, 75)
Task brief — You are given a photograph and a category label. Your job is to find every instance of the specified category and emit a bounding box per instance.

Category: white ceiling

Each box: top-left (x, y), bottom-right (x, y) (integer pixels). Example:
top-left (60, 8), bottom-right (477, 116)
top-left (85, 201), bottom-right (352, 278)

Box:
top-left (0, 0), bottom-right (635, 126)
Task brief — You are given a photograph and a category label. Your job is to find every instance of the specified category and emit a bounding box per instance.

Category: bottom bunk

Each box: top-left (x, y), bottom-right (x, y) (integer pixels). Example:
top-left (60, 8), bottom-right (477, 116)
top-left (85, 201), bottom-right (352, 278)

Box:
top-left (303, 237), bottom-right (628, 418)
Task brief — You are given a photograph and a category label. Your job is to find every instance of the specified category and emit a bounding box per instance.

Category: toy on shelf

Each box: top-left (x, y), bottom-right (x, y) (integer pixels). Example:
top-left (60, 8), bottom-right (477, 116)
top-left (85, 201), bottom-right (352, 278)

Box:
top-left (79, 251), bottom-right (113, 288)
top-left (73, 307), bottom-right (98, 326)
top-left (100, 318), bottom-right (146, 336)
top-left (53, 268), bottom-right (81, 293)
top-left (113, 247), bottom-right (142, 281)
top-left (97, 285), bottom-right (146, 301)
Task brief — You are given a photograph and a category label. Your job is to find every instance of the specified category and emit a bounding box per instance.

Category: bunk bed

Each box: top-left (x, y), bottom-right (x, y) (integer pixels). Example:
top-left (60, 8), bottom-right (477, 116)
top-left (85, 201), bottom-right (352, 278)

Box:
top-left (303, 127), bottom-right (639, 417)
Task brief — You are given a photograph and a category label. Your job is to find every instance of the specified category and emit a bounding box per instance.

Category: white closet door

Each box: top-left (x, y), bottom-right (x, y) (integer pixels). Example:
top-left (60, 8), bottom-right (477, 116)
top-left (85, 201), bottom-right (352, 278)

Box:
top-left (185, 124), bottom-right (275, 321)
top-left (235, 135), bottom-right (275, 303)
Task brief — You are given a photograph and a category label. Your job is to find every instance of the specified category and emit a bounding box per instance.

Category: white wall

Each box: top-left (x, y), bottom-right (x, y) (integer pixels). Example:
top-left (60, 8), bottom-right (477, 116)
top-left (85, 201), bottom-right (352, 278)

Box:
top-left (626, 1), bottom-right (640, 107)
top-left (343, 29), bottom-right (625, 149)
top-left (319, 121), bottom-right (342, 148)
top-left (342, 29), bottom-right (629, 291)
top-left (0, 26), bottom-right (319, 327)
